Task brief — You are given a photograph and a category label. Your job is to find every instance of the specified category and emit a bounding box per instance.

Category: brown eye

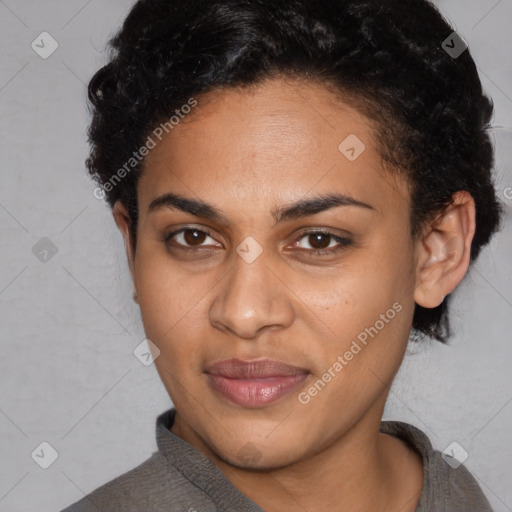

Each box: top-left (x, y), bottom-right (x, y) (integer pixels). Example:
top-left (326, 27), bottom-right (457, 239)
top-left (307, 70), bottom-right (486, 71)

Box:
top-left (293, 230), bottom-right (353, 257)
top-left (183, 229), bottom-right (207, 246)
top-left (307, 233), bottom-right (332, 250)
top-left (164, 228), bottom-right (219, 250)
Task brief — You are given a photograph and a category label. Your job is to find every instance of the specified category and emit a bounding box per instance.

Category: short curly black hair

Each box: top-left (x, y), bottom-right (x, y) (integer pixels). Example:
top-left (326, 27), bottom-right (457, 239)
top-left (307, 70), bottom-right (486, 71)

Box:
top-left (86, 0), bottom-right (503, 343)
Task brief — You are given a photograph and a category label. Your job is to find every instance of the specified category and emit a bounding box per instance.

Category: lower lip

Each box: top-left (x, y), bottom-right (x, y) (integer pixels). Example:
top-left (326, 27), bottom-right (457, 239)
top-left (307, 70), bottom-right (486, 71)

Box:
top-left (206, 373), bottom-right (309, 408)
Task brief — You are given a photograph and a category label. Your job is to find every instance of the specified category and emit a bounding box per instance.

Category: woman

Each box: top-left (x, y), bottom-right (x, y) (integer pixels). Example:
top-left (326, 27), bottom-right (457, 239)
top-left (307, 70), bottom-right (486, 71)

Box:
top-left (62, 0), bottom-right (502, 510)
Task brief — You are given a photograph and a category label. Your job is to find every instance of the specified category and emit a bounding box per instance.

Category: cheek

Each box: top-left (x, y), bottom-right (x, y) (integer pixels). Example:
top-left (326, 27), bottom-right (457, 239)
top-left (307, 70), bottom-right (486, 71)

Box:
top-left (133, 245), bottom-right (215, 347)
top-left (307, 234), bottom-right (415, 379)
top-left (321, 240), bottom-right (413, 332)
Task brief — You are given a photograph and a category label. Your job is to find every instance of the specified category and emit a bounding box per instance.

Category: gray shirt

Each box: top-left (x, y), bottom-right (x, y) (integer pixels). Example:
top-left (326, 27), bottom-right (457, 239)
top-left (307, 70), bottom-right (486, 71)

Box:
top-left (61, 408), bottom-right (493, 512)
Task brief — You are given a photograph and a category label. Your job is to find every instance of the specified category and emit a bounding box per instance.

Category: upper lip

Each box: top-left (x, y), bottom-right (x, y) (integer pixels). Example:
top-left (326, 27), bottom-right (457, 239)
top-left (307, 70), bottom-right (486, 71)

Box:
top-left (205, 358), bottom-right (309, 379)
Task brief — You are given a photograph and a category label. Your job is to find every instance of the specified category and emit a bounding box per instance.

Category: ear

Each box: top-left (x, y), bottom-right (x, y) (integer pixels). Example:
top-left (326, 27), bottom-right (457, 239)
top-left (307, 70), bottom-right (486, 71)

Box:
top-left (414, 191), bottom-right (476, 308)
top-left (112, 200), bottom-right (137, 292)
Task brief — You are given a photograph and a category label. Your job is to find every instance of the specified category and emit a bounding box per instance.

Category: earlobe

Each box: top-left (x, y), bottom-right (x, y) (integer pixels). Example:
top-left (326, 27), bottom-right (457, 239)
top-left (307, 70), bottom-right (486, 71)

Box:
top-left (414, 191), bottom-right (476, 309)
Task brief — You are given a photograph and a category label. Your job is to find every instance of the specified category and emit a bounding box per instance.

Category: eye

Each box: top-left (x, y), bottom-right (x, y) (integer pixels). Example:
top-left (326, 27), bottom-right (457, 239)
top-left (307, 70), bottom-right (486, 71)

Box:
top-left (291, 230), bottom-right (353, 256)
top-left (164, 227), bottom-right (221, 251)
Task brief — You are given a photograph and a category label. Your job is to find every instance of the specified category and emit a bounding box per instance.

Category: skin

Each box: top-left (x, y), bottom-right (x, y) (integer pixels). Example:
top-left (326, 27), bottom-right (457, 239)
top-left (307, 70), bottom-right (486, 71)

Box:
top-left (113, 77), bottom-right (476, 512)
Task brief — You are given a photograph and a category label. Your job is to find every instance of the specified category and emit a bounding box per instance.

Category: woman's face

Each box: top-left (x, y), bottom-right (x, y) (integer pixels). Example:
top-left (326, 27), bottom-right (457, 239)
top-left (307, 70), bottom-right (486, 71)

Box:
top-left (123, 78), bottom-right (420, 468)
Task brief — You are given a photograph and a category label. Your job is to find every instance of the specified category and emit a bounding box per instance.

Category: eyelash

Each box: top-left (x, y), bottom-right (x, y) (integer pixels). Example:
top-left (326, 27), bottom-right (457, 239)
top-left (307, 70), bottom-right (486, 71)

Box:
top-left (163, 227), bottom-right (353, 257)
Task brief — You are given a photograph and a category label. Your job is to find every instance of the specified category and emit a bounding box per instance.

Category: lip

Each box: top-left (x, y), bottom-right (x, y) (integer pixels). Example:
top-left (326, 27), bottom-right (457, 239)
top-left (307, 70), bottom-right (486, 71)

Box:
top-left (205, 358), bottom-right (309, 408)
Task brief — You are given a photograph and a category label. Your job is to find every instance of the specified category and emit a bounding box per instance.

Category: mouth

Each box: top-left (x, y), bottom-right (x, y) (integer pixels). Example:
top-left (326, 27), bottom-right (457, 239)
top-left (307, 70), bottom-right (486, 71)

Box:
top-left (204, 358), bottom-right (310, 408)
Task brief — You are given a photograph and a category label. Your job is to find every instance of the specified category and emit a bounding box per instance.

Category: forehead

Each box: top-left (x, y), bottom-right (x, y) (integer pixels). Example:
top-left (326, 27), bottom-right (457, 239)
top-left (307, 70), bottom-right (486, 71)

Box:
top-left (137, 78), bottom-right (410, 220)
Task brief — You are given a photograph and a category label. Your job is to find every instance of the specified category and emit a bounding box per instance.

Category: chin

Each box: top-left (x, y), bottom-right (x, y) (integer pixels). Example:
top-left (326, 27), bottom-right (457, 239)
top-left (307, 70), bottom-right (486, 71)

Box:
top-left (225, 445), bottom-right (304, 471)
top-left (207, 426), bottom-right (309, 470)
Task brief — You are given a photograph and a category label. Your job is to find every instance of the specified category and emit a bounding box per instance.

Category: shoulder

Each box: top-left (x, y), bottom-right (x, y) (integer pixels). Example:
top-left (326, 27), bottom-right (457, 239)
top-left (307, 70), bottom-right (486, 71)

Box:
top-left (424, 447), bottom-right (493, 512)
top-left (60, 451), bottom-right (211, 512)
top-left (381, 420), bottom-right (494, 512)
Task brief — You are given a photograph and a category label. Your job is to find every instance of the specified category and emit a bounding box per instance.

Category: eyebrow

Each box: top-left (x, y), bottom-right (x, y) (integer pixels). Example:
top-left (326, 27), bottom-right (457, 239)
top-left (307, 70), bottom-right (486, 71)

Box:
top-left (148, 191), bottom-right (375, 225)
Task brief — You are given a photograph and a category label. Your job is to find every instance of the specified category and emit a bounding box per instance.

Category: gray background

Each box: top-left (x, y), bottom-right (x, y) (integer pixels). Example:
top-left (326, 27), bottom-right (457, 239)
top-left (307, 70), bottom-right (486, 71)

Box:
top-left (0, 1), bottom-right (511, 511)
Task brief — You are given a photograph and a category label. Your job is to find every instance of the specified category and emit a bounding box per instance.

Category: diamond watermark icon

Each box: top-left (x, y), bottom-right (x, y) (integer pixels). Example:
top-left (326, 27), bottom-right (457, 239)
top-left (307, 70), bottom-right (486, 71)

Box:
top-left (31, 441), bottom-right (59, 469)
top-left (236, 236), bottom-right (263, 264)
top-left (441, 32), bottom-right (468, 59)
top-left (442, 441), bottom-right (468, 469)
top-left (237, 442), bottom-right (262, 464)
top-left (31, 32), bottom-right (59, 59)
top-left (338, 134), bottom-right (366, 161)
top-left (134, 338), bottom-right (161, 366)
top-left (32, 237), bottom-right (58, 263)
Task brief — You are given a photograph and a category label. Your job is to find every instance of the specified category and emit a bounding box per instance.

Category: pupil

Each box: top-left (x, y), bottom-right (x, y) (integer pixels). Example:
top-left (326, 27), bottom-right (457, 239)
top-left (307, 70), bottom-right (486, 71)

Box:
top-left (310, 233), bottom-right (330, 249)
top-left (184, 229), bottom-right (205, 245)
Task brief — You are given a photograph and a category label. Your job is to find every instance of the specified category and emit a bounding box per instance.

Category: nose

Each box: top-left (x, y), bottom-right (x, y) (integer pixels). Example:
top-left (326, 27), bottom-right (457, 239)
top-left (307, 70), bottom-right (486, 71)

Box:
top-left (208, 250), bottom-right (295, 339)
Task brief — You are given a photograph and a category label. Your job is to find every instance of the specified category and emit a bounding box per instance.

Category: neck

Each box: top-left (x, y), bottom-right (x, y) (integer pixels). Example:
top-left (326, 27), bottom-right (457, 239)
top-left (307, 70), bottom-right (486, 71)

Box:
top-left (171, 403), bottom-right (423, 512)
